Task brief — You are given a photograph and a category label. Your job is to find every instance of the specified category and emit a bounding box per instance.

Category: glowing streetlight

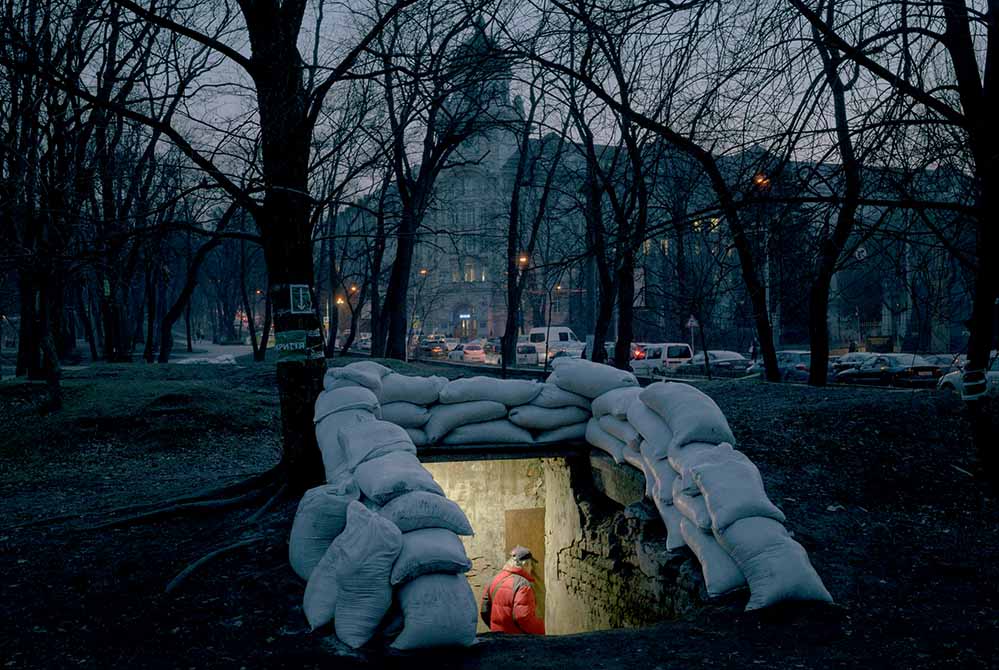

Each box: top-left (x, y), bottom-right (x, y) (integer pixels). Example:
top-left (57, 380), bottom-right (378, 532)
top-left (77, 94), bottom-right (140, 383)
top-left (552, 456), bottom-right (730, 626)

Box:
top-left (419, 268), bottom-right (428, 276)
top-left (753, 172), bottom-right (771, 189)
top-left (255, 289), bottom-right (262, 295)
top-left (335, 296), bottom-right (345, 305)
top-left (350, 285), bottom-right (358, 293)
top-left (518, 255), bottom-right (528, 266)
top-left (555, 284), bottom-right (562, 291)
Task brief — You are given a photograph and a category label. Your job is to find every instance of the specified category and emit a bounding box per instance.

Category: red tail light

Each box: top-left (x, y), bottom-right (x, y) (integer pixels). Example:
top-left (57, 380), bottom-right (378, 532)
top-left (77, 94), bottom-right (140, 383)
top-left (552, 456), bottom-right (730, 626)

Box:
top-left (634, 350), bottom-right (646, 360)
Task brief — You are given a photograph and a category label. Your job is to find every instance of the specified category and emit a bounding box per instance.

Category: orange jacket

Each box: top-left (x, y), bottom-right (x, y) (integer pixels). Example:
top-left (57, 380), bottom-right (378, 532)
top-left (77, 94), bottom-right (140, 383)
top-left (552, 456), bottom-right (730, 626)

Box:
top-left (482, 566), bottom-right (545, 635)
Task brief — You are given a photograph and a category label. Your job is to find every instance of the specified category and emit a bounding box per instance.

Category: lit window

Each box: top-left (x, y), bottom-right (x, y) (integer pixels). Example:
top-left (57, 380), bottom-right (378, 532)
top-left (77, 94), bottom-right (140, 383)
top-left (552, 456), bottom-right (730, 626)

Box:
top-left (661, 238), bottom-right (670, 254)
top-left (463, 259), bottom-right (476, 282)
top-left (692, 220), bottom-right (702, 231)
top-left (642, 239), bottom-right (652, 255)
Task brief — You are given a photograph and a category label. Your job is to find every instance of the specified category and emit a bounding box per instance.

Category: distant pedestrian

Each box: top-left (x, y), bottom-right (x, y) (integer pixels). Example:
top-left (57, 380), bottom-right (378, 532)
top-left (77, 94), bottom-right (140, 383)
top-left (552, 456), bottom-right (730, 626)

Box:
top-left (480, 546), bottom-right (545, 635)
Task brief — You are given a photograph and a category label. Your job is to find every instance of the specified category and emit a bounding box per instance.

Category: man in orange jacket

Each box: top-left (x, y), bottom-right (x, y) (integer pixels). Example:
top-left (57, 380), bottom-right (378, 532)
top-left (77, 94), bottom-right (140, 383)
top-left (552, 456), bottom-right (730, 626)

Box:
top-left (480, 546), bottom-right (545, 635)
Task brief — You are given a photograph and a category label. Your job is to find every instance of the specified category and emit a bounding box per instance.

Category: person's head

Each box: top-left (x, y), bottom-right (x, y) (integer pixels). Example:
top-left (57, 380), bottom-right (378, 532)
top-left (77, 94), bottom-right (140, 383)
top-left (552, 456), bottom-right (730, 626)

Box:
top-left (507, 545), bottom-right (538, 573)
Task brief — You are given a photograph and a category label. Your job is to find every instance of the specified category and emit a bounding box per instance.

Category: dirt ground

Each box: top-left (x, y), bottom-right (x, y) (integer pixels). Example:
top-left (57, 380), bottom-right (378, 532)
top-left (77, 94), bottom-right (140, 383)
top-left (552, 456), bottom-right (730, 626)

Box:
top-left (1, 357), bottom-right (998, 669)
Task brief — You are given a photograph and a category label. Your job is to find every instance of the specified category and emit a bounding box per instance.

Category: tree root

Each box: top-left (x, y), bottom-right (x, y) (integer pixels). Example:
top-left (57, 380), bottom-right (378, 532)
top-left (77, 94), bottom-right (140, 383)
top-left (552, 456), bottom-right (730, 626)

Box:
top-left (244, 483), bottom-right (289, 526)
top-left (164, 536), bottom-right (267, 595)
top-left (82, 481), bottom-right (281, 531)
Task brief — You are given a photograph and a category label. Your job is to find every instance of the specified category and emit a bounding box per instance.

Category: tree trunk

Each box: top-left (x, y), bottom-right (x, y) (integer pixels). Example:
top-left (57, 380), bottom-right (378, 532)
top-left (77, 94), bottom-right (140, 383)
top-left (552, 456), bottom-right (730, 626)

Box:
top-left (614, 250), bottom-right (635, 370)
top-left (16, 272), bottom-right (41, 378)
top-left (143, 267), bottom-right (157, 363)
top-left (77, 285), bottom-right (99, 361)
top-left (807, 274), bottom-right (833, 385)
top-left (158, 236), bottom-right (224, 363)
top-left (255, 291), bottom-right (272, 362)
top-left (381, 209), bottom-right (417, 359)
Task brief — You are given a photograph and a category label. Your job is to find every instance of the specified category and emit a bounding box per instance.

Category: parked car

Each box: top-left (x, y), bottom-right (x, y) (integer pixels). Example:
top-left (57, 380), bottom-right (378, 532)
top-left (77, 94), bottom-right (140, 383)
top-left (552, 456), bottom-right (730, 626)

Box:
top-left (833, 353), bottom-right (942, 387)
top-left (831, 351), bottom-right (876, 374)
top-left (937, 353), bottom-right (999, 397)
top-left (498, 343), bottom-right (539, 367)
top-left (528, 326), bottom-right (584, 360)
top-left (483, 338), bottom-right (502, 354)
top-left (448, 342), bottom-right (486, 363)
top-left (419, 334), bottom-right (447, 359)
top-left (444, 338), bottom-right (460, 352)
top-left (748, 350), bottom-right (816, 382)
top-left (630, 342), bottom-right (694, 375)
top-left (676, 350), bottom-right (751, 375)
top-left (924, 353), bottom-right (966, 375)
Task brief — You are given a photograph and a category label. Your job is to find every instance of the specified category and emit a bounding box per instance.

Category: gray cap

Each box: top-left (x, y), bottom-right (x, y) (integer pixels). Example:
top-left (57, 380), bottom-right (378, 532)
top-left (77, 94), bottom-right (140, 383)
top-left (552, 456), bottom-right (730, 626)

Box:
top-left (510, 545), bottom-right (534, 561)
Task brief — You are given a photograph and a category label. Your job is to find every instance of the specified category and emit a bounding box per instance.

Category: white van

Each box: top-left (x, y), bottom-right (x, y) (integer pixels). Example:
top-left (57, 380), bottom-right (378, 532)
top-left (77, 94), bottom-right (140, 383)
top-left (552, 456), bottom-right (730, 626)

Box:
top-left (630, 342), bottom-right (694, 375)
top-left (528, 326), bottom-right (583, 360)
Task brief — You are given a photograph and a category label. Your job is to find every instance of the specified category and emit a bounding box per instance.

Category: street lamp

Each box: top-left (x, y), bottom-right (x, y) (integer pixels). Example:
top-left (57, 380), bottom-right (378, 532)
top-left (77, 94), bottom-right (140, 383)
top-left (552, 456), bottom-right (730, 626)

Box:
top-left (350, 285), bottom-right (358, 293)
top-left (753, 172), bottom-right (771, 190)
top-left (335, 296), bottom-right (345, 305)
top-left (419, 268), bottom-right (428, 276)
top-left (518, 254), bottom-right (528, 266)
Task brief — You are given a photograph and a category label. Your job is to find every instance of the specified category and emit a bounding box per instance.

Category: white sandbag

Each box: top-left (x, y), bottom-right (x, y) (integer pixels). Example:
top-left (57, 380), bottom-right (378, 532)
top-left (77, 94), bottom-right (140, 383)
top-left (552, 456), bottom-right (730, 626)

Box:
top-left (626, 401), bottom-right (673, 460)
top-left (716, 517), bottom-right (832, 611)
top-left (644, 446), bottom-right (679, 504)
top-left (598, 415), bottom-right (640, 450)
top-left (438, 376), bottom-right (542, 406)
top-left (534, 421), bottom-right (588, 443)
top-left (530, 383), bottom-right (591, 410)
top-left (680, 518), bottom-right (746, 597)
top-left (406, 427), bottom-right (428, 447)
top-left (317, 409), bottom-right (376, 482)
top-left (390, 574), bottom-right (478, 650)
top-left (315, 386), bottom-right (381, 424)
top-left (667, 441), bottom-right (720, 476)
top-left (692, 458), bottom-right (785, 530)
top-left (390, 527), bottom-right (472, 585)
top-left (546, 359), bottom-right (639, 399)
top-left (346, 360), bottom-right (392, 377)
top-left (354, 451), bottom-right (445, 504)
top-left (651, 482), bottom-right (686, 551)
top-left (508, 405), bottom-right (590, 431)
top-left (381, 401), bottom-right (431, 428)
top-left (591, 387), bottom-right (643, 419)
top-left (674, 491), bottom-right (712, 530)
top-left (338, 419), bottom-right (416, 471)
top-left (289, 478), bottom-right (360, 580)
top-left (324, 366), bottom-right (383, 395)
top-left (674, 442), bottom-right (746, 496)
top-left (623, 443), bottom-right (652, 498)
top-left (378, 491), bottom-right (473, 535)
top-left (442, 419), bottom-right (534, 445)
top-left (424, 400), bottom-right (507, 444)
top-left (640, 382), bottom-right (736, 451)
top-left (332, 501), bottom-right (403, 647)
top-left (585, 417), bottom-right (626, 463)
top-left (302, 538), bottom-right (340, 630)
top-left (380, 373), bottom-right (447, 405)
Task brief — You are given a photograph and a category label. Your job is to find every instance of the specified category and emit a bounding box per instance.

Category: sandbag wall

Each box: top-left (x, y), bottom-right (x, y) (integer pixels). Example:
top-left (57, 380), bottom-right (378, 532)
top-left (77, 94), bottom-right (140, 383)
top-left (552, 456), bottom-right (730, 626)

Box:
top-left (547, 358), bottom-right (832, 610)
top-left (290, 361), bottom-right (480, 650)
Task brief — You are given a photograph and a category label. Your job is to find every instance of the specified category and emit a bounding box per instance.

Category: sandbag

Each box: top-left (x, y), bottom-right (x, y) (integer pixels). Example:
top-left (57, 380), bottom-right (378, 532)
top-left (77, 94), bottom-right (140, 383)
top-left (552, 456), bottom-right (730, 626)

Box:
top-left (380, 373), bottom-right (447, 405)
top-left (643, 444), bottom-right (678, 504)
top-left (651, 482), bottom-right (686, 551)
top-left (324, 366), bottom-right (383, 395)
top-left (585, 418), bottom-right (626, 463)
top-left (680, 518), bottom-right (746, 597)
top-left (715, 516), bottom-right (832, 611)
top-left (692, 458), bottom-right (785, 530)
top-left (598, 415), bottom-right (640, 450)
top-left (289, 478), bottom-right (360, 580)
top-left (672, 442), bottom-right (744, 496)
top-left (317, 409), bottom-right (376, 482)
top-left (354, 451), bottom-right (445, 504)
top-left (530, 383), bottom-right (591, 410)
top-left (546, 359), bottom-right (638, 399)
top-left (626, 401), bottom-right (673, 460)
top-left (302, 537), bottom-right (341, 630)
top-left (381, 401), bottom-right (431, 428)
top-left (378, 490), bottom-right (473, 535)
top-left (390, 527), bottom-right (472, 585)
top-left (332, 502), bottom-right (403, 647)
top-left (424, 400), bottom-right (507, 444)
top-left (624, 442), bottom-right (653, 498)
top-left (508, 405), bottom-right (590, 431)
top-left (390, 574), bottom-right (478, 650)
top-left (667, 441), bottom-right (721, 477)
top-left (534, 421), bottom-right (588, 444)
top-left (674, 491), bottom-right (712, 530)
top-left (591, 387), bottom-right (643, 419)
top-left (338, 420), bottom-right (416, 472)
top-left (438, 376), bottom-right (542, 406)
top-left (406, 428), bottom-right (428, 447)
top-left (441, 419), bottom-right (534, 445)
top-left (346, 360), bottom-right (393, 377)
top-left (315, 387), bottom-right (381, 424)
top-left (640, 382), bottom-right (736, 451)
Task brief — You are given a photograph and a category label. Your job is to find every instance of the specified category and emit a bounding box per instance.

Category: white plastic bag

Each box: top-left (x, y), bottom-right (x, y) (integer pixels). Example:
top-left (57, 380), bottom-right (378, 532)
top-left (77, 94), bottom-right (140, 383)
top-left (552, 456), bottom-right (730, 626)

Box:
top-left (338, 419), bottom-right (416, 471)
top-left (390, 574), bottom-right (478, 650)
top-left (591, 387), bottom-right (643, 419)
top-left (332, 502), bottom-right (403, 647)
top-left (378, 490), bottom-right (473, 535)
top-left (585, 417), bottom-right (626, 463)
top-left (354, 451), bottom-right (445, 504)
top-left (715, 516), bottom-right (832, 611)
top-left (441, 419), bottom-right (534, 445)
top-left (390, 527), bottom-right (472, 585)
top-left (640, 382), bottom-right (736, 451)
top-left (381, 401), bottom-right (431, 428)
top-left (380, 373), bottom-right (447, 405)
top-left (289, 478), bottom-right (360, 580)
top-left (508, 405), bottom-right (590, 431)
top-left (438, 376), bottom-right (542, 406)
top-left (424, 400), bottom-right (507, 444)
top-left (547, 358), bottom-right (638, 399)
top-left (680, 518), bottom-right (746, 597)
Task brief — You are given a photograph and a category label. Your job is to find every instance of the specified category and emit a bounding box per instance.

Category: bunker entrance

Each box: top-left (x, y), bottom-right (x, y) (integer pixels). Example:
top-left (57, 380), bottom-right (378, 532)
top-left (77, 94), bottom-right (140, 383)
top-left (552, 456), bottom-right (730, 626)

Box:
top-left (423, 454), bottom-right (700, 635)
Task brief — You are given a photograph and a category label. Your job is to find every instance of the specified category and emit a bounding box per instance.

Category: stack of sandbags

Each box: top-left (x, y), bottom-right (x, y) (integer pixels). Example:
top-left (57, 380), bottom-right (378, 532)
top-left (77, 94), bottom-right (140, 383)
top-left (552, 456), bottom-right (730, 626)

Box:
top-left (295, 362), bottom-right (478, 649)
top-left (636, 382), bottom-right (832, 609)
top-left (378, 372), bottom-right (447, 447)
